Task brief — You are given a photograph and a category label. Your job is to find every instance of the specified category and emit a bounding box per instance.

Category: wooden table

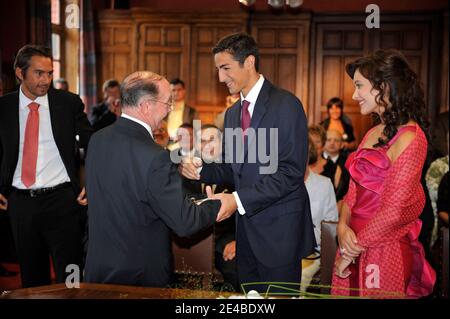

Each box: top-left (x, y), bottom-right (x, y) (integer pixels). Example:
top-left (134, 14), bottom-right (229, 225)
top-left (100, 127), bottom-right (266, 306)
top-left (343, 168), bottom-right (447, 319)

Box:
top-left (0, 283), bottom-right (235, 299)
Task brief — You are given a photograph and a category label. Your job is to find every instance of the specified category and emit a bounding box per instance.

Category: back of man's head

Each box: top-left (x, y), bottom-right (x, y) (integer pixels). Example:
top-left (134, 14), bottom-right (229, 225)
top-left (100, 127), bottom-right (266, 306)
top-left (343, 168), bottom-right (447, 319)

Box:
top-left (120, 71), bottom-right (163, 108)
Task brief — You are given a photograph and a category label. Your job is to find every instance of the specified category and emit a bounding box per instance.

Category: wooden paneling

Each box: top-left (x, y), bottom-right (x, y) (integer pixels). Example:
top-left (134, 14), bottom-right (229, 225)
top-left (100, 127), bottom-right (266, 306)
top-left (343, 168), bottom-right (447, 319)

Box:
top-left (96, 10), bottom-right (444, 130)
top-left (252, 13), bottom-right (311, 115)
top-left (312, 15), bottom-right (436, 144)
top-left (314, 22), bottom-right (369, 143)
top-left (97, 10), bottom-right (245, 123)
top-left (97, 11), bottom-right (135, 95)
top-left (138, 24), bottom-right (190, 84)
top-left (372, 23), bottom-right (429, 96)
top-left (190, 24), bottom-right (245, 122)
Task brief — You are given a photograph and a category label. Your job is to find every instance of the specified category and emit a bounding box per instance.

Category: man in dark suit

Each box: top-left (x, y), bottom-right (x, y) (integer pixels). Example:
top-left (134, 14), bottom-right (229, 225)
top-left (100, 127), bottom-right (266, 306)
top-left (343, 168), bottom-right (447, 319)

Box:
top-left (166, 78), bottom-right (198, 144)
top-left (180, 33), bottom-right (316, 294)
top-left (0, 45), bottom-right (93, 288)
top-left (89, 79), bottom-right (121, 131)
top-left (84, 70), bottom-right (221, 287)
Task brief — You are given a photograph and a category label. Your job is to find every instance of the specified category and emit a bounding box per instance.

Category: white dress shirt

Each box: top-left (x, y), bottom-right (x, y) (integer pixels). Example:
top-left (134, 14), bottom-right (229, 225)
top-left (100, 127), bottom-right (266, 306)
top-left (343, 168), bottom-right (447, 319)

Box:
top-left (121, 113), bottom-right (154, 139)
top-left (323, 151), bottom-right (339, 163)
top-left (12, 87), bottom-right (71, 189)
top-left (305, 169), bottom-right (338, 250)
top-left (233, 74), bottom-right (265, 215)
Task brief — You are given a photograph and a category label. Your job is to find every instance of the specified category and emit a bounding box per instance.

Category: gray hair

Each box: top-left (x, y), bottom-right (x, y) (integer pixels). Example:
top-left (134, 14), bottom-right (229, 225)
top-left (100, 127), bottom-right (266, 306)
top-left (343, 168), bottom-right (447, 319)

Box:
top-left (120, 71), bottom-right (164, 108)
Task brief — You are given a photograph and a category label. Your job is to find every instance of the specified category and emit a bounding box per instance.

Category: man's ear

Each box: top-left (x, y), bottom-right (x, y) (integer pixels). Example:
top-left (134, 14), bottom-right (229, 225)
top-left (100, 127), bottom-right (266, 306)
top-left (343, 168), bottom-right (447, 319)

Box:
top-left (244, 55), bottom-right (255, 70)
top-left (15, 68), bottom-right (24, 82)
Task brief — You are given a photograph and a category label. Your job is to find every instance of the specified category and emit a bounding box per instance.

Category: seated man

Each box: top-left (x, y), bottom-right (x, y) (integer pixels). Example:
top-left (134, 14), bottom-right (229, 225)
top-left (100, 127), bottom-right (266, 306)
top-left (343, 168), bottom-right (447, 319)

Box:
top-left (90, 79), bottom-right (121, 131)
top-left (301, 135), bottom-right (339, 292)
top-left (323, 129), bottom-right (350, 207)
top-left (198, 124), bottom-right (238, 291)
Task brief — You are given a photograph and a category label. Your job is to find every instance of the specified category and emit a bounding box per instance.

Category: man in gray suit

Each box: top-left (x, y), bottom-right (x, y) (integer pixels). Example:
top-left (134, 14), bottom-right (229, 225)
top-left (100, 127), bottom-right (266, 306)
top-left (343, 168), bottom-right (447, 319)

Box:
top-left (84, 71), bottom-right (221, 287)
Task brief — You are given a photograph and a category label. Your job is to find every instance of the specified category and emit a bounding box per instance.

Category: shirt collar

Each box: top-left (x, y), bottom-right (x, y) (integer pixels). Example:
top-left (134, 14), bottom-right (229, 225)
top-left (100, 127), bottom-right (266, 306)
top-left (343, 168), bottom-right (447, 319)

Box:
top-left (19, 85), bottom-right (49, 110)
top-left (121, 113), bottom-right (154, 139)
top-left (240, 74), bottom-right (265, 105)
top-left (323, 151), bottom-right (339, 163)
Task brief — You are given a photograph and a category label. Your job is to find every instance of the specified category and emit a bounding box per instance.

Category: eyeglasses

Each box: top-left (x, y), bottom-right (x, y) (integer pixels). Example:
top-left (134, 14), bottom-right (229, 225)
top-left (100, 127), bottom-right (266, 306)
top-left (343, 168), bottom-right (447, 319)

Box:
top-left (147, 99), bottom-right (173, 109)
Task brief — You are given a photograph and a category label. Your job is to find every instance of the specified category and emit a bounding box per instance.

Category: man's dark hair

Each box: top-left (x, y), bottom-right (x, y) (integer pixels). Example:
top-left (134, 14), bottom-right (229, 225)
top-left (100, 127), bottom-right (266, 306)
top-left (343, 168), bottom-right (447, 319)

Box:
top-left (169, 78), bottom-right (185, 88)
top-left (212, 33), bottom-right (259, 71)
top-left (179, 123), bottom-right (193, 130)
top-left (102, 79), bottom-right (120, 92)
top-left (13, 45), bottom-right (53, 80)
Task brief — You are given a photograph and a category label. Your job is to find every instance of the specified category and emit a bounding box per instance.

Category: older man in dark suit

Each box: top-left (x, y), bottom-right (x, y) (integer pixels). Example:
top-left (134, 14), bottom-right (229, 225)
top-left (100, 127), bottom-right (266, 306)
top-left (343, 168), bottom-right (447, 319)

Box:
top-left (84, 71), bottom-right (221, 287)
top-left (0, 45), bottom-right (93, 288)
top-left (180, 33), bottom-right (316, 293)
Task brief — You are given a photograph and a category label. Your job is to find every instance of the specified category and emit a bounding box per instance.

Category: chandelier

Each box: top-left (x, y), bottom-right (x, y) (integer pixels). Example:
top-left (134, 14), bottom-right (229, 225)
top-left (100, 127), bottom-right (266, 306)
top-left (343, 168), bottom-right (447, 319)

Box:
top-left (239, 0), bottom-right (303, 8)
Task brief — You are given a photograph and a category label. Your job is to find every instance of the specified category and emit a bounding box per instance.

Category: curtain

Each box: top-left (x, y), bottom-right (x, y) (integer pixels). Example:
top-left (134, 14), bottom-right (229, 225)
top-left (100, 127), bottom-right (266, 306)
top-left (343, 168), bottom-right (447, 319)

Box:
top-left (79, 0), bottom-right (97, 115)
top-left (29, 0), bottom-right (52, 47)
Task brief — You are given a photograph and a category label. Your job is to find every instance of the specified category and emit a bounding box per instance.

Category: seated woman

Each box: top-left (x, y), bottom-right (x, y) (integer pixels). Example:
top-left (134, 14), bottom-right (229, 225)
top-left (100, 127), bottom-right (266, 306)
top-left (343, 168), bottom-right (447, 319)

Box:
top-left (301, 135), bottom-right (338, 292)
top-left (320, 97), bottom-right (357, 152)
top-left (332, 49), bottom-right (436, 298)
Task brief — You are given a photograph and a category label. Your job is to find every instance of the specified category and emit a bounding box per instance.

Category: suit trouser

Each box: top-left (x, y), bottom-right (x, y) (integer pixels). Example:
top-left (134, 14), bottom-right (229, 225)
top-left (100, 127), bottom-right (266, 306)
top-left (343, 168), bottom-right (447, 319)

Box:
top-left (8, 186), bottom-right (83, 288)
top-left (236, 222), bottom-right (301, 295)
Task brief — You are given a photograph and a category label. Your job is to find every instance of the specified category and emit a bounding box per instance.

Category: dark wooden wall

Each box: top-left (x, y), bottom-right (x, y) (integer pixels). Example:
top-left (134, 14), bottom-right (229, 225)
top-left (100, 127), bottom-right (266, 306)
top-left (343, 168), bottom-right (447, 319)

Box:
top-left (96, 8), bottom-right (448, 142)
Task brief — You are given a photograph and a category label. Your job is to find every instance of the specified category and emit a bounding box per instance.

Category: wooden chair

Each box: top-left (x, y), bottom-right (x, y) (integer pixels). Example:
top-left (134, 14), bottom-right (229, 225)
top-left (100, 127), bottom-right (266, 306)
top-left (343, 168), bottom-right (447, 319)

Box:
top-left (320, 221), bottom-right (338, 295)
top-left (171, 226), bottom-right (215, 288)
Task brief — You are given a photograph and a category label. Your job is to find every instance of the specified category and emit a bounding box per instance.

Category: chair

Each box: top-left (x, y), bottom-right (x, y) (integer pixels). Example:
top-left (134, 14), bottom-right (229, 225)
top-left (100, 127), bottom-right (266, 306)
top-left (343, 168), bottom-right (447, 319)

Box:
top-left (320, 221), bottom-right (338, 295)
top-left (441, 226), bottom-right (448, 298)
top-left (171, 226), bottom-right (215, 288)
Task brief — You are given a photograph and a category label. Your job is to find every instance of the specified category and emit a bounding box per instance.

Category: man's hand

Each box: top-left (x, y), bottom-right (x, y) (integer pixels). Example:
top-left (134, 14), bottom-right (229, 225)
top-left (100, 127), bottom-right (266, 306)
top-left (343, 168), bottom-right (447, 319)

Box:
top-left (223, 241), bottom-right (236, 261)
top-left (214, 193), bottom-right (237, 222)
top-left (0, 193), bottom-right (8, 210)
top-left (178, 156), bottom-right (202, 180)
top-left (77, 187), bottom-right (88, 206)
top-left (204, 187), bottom-right (236, 222)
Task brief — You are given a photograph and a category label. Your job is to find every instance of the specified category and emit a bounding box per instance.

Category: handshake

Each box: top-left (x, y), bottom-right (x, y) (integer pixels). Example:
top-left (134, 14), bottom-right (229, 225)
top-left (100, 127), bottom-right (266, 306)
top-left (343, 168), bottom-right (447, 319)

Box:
top-left (179, 156), bottom-right (237, 223)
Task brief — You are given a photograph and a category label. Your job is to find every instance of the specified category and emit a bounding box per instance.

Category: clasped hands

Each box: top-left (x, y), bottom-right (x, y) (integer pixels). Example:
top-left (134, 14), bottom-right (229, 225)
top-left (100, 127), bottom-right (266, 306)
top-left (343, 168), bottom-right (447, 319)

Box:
top-left (179, 157), bottom-right (237, 222)
top-left (335, 224), bottom-right (365, 279)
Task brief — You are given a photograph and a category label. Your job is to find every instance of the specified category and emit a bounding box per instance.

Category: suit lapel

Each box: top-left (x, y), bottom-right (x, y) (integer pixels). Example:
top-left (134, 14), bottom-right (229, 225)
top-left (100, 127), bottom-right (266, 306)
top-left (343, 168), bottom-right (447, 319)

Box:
top-left (8, 93), bottom-right (20, 172)
top-left (47, 90), bottom-right (64, 152)
top-left (226, 101), bottom-right (242, 173)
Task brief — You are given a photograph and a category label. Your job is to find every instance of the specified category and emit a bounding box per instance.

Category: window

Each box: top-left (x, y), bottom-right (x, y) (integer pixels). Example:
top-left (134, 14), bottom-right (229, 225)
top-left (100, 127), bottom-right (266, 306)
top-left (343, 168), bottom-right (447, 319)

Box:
top-left (51, 0), bottom-right (64, 80)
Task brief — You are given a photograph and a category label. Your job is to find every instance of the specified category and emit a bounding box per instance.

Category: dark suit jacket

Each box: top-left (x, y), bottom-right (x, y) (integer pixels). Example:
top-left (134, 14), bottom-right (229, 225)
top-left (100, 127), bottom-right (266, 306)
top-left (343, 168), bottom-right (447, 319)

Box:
top-left (84, 117), bottom-right (220, 287)
top-left (0, 88), bottom-right (93, 196)
top-left (201, 80), bottom-right (316, 268)
top-left (90, 102), bottom-right (118, 131)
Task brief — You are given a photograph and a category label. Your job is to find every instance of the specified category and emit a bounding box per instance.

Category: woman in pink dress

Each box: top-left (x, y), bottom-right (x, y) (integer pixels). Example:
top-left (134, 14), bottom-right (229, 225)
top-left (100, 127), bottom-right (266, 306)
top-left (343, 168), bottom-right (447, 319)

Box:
top-left (331, 50), bottom-right (436, 298)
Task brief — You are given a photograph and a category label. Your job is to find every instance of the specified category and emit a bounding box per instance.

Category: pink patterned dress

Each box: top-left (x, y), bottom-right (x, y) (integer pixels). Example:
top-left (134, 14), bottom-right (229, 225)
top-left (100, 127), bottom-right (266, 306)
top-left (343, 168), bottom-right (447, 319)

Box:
top-left (331, 124), bottom-right (436, 298)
